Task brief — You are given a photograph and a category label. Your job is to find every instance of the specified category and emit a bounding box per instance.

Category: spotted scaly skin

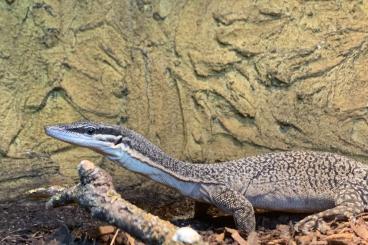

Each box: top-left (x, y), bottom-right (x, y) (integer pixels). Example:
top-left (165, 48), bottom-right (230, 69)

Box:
top-left (194, 151), bottom-right (368, 234)
top-left (45, 122), bottom-right (368, 235)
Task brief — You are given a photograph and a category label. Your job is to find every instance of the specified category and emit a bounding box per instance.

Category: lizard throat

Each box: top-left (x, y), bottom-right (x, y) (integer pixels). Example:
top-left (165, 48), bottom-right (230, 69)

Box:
top-left (109, 144), bottom-right (208, 198)
top-left (108, 144), bottom-right (216, 185)
top-left (110, 144), bottom-right (187, 181)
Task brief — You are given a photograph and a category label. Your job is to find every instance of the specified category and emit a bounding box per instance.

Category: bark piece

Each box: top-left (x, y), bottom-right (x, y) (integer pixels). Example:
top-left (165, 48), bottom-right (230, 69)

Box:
top-left (351, 219), bottom-right (368, 241)
top-left (97, 225), bottom-right (116, 236)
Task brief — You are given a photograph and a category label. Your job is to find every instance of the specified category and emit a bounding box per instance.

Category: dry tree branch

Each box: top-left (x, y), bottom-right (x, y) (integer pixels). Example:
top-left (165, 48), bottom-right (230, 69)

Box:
top-left (45, 160), bottom-right (201, 244)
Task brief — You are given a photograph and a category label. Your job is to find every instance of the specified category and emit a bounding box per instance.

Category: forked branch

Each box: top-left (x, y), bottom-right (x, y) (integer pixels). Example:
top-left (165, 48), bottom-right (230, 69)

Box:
top-left (46, 160), bottom-right (201, 244)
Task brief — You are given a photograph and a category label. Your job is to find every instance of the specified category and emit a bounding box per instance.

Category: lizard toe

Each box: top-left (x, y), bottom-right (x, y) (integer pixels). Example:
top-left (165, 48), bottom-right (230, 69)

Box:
top-left (294, 215), bottom-right (318, 234)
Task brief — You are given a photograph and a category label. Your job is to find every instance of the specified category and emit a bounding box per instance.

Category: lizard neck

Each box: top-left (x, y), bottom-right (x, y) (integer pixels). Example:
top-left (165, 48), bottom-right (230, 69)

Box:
top-left (108, 143), bottom-right (220, 200)
top-left (109, 143), bottom-right (217, 185)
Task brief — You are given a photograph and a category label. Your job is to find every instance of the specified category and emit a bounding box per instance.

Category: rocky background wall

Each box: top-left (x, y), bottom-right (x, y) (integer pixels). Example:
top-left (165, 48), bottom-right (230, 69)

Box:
top-left (0, 0), bottom-right (367, 201)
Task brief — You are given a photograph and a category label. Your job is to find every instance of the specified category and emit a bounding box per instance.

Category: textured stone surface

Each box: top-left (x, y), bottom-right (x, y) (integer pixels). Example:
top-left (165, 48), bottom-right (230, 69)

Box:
top-left (0, 0), bottom-right (367, 200)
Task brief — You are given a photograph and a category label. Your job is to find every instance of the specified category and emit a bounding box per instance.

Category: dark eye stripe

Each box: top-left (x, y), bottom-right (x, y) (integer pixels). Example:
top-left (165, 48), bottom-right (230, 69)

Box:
top-left (68, 125), bottom-right (120, 136)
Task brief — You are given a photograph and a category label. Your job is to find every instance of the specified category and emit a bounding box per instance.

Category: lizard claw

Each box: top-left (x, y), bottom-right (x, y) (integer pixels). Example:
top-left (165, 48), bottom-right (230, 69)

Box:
top-left (294, 215), bottom-right (319, 234)
top-left (295, 215), bottom-right (340, 235)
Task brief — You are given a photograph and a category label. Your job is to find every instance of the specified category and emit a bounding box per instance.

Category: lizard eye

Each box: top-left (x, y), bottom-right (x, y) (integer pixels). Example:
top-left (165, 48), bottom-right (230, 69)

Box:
top-left (87, 128), bottom-right (95, 135)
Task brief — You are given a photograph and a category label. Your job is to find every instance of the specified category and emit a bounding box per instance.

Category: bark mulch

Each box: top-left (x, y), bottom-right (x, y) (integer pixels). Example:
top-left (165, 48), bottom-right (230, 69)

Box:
top-left (1, 199), bottom-right (368, 244)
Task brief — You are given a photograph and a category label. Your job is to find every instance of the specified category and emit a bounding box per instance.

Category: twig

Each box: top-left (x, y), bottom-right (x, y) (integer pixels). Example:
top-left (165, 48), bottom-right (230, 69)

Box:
top-left (110, 228), bottom-right (120, 245)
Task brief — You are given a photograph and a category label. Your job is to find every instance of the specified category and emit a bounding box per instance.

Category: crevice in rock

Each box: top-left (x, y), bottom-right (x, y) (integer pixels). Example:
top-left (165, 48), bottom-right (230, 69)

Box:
top-left (276, 120), bottom-right (303, 134)
top-left (24, 87), bottom-right (68, 113)
top-left (5, 125), bottom-right (24, 156)
top-left (167, 68), bottom-right (188, 154)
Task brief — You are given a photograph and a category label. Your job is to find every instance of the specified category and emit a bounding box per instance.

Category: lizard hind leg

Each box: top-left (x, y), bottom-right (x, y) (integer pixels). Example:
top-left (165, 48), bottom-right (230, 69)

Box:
top-left (294, 187), bottom-right (365, 234)
top-left (211, 187), bottom-right (256, 236)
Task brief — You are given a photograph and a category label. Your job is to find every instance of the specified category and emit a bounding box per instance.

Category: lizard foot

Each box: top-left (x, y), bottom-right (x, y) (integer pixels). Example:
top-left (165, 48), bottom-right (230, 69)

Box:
top-left (294, 214), bottom-right (352, 234)
top-left (294, 215), bottom-right (326, 234)
top-left (294, 208), bottom-right (357, 234)
top-left (295, 187), bottom-right (364, 234)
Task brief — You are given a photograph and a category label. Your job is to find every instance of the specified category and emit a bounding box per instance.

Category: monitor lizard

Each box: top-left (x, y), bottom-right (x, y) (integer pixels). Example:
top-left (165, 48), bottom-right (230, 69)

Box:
top-left (45, 121), bottom-right (368, 235)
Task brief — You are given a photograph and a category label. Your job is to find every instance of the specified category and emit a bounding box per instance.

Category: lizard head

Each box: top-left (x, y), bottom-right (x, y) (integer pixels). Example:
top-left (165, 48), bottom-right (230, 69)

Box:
top-left (45, 120), bottom-right (170, 165)
top-left (44, 121), bottom-right (127, 157)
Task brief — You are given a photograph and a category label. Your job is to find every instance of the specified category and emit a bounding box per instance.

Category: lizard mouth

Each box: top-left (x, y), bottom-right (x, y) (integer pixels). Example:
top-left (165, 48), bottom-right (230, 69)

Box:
top-left (114, 136), bottom-right (123, 145)
top-left (44, 126), bottom-right (101, 147)
top-left (45, 125), bottom-right (124, 155)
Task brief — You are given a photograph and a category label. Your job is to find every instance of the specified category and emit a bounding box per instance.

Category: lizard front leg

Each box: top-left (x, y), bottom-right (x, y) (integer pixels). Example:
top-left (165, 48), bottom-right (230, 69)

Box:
top-left (211, 187), bottom-right (255, 236)
top-left (295, 187), bottom-right (365, 234)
